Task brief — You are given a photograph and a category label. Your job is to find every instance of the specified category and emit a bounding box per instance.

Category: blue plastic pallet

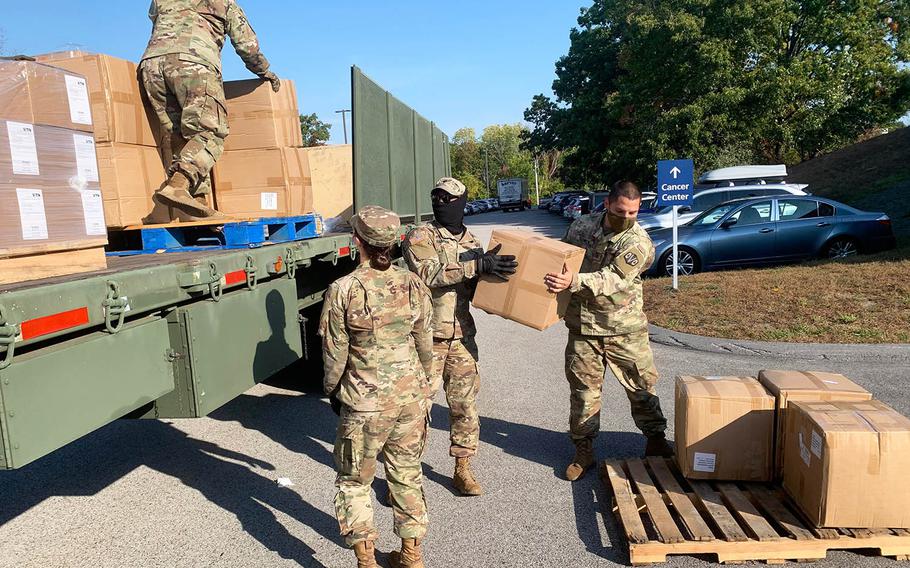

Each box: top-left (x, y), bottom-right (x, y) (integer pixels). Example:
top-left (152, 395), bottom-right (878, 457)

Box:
top-left (108, 214), bottom-right (325, 256)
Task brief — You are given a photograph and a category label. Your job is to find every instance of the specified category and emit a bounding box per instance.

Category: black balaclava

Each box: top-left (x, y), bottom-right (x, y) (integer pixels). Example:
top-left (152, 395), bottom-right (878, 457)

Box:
top-left (433, 193), bottom-right (468, 235)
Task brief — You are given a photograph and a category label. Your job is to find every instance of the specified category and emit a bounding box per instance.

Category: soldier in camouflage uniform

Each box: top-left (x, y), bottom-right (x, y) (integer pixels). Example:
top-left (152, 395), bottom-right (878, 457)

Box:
top-left (545, 181), bottom-right (673, 482)
top-left (320, 205), bottom-right (434, 568)
top-left (139, 0), bottom-right (280, 220)
top-left (402, 178), bottom-right (517, 496)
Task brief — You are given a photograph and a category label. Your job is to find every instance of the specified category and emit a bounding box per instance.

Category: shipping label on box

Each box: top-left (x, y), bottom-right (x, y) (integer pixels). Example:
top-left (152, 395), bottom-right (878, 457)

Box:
top-left (0, 60), bottom-right (94, 132)
top-left (675, 376), bottom-right (775, 481)
top-left (472, 229), bottom-right (585, 331)
top-left (783, 400), bottom-right (910, 529)
top-left (759, 369), bottom-right (872, 479)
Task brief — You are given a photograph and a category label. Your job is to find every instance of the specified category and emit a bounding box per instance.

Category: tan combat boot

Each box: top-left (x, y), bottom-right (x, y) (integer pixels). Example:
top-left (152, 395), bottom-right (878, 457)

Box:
top-left (153, 171), bottom-right (213, 217)
top-left (565, 438), bottom-right (595, 481)
top-left (172, 196), bottom-right (228, 222)
top-left (453, 457), bottom-right (482, 496)
top-left (388, 538), bottom-right (424, 568)
top-left (352, 540), bottom-right (378, 568)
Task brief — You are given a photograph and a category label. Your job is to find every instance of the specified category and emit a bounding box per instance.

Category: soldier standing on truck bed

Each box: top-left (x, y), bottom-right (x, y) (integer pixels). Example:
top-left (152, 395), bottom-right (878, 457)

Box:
top-left (402, 178), bottom-right (518, 496)
top-left (139, 0), bottom-right (281, 221)
top-left (320, 206), bottom-right (435, 568)
top-left (544, 181), bottom-right (674, 482)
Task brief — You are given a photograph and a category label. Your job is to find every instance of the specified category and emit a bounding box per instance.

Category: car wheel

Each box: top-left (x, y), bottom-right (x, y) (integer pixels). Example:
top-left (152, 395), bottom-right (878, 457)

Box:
top-left (824, 237), bottom-right (858, 259)
top-left (661, 248), bottom-right (700, 277)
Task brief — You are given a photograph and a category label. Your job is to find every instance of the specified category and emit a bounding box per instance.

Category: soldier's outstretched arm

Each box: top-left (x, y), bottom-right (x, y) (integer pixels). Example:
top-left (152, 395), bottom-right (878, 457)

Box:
top-left (411, 280), bottom-right (435, 379)
top-left (318, 282), bottom-right (349, 396)
top-left (573, 241), bottom-right (652, 297)
top-left (403, 228), bottom-right (478, 289)
top-left (225, 0), bottom-right (273, 78)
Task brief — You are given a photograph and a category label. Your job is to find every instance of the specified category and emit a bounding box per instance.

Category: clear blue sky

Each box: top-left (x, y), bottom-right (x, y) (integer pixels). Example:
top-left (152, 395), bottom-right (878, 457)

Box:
top-left (1, 1), bottom-right (587, 144)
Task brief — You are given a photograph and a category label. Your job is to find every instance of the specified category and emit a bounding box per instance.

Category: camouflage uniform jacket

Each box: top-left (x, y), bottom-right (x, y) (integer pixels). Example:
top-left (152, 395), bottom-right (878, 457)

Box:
top-left (142, 0), bottom-right (271, 76)
top-left (319, 264), bottom-right (434, 412)
top-left (403, 222), bottom-right (484, 340)
top-left (562, 212), bottom-right (655, 337)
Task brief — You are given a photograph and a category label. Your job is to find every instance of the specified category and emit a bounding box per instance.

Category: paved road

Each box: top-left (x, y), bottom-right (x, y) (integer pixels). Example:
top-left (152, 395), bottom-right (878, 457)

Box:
top-left (1, 209), bottom-right (908, 568)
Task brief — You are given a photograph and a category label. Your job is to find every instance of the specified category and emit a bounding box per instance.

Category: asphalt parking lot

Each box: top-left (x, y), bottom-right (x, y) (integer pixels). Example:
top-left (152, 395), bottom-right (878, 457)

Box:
top-left (1, 209), bottom-right (908, 568)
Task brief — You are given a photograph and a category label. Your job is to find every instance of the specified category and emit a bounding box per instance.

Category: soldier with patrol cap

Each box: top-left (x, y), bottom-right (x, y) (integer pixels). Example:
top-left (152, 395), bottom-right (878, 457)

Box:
top-left (139, 0), bottom-right (281, 220)
top-left (403, 178), bottom-right (518, 496)
top-left (320, 205), bottom-right (435, 568)
top-left (545, 181), bottom-right (673, 482)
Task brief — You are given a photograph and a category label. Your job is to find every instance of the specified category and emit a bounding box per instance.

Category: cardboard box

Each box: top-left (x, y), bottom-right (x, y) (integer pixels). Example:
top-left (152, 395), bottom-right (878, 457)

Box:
top-left (302, 144), bottom-right (353, 221)
top-left (759, 369), bottom-right (872, 479)
top-left (0, 60), bottom-right (94, 131)
top-left (96, 143), bottom-right (167, 228)
top-left (35, 51), bottom-right (158, 146)
top-left (472, 230), bottom-right (585, 330)
top-left (213, 147), bottom-right (312, 218)
top-left (783, 400), bottom-right (910, 528)
top-left (674, 376), bottom-right (775, 481)
top-left (1, 121), bottom-right (107, 257)
top-left (223, 78), bottom-right (302, 151)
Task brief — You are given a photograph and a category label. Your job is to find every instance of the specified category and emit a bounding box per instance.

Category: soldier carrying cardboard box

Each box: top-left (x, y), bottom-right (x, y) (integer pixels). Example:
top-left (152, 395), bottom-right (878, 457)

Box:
top-left (139, 0), bottom-right (281, 220)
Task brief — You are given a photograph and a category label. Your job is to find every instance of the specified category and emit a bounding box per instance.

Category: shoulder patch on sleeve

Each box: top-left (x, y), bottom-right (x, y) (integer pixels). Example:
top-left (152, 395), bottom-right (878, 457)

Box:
top-left (613, 243), bottom-right (648, 278)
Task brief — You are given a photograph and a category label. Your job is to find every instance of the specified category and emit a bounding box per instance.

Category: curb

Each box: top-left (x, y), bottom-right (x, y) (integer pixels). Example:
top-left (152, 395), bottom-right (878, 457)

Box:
top-left (648, 325), bottom-right (910, 364)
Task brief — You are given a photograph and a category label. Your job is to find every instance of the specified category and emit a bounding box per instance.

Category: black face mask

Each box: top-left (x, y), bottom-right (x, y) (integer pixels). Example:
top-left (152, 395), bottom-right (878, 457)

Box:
top-left (433, 194), bottom-right (467, 235)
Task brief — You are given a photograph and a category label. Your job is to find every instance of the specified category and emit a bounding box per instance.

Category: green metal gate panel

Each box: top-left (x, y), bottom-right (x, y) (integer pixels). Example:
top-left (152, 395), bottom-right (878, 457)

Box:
top-left (352, 66), bottom-right (450, 222)
top-left (175, 279), bottom-right (303, 417)
top-left (0, 318), bottom-right (174, 469)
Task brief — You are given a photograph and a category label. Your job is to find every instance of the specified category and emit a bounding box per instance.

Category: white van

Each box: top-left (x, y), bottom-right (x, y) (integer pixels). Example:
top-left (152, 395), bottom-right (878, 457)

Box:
top-left (638, 165), bottom-right (808, 231)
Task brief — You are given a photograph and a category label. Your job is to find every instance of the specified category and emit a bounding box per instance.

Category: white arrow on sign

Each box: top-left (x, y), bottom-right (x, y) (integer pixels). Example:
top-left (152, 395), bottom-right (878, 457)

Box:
top-left (670, 166), bottom-right (681, 179)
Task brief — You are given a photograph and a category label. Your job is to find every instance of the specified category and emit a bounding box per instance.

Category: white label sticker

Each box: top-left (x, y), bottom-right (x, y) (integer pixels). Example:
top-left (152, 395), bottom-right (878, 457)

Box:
top-left (261, 192), bottom-right (278, 211)
top-left (693, 452), bottom-right (717, 473)
top-left (7, 122), bottom-right (40, 176)
top-left (64, 75), bottom-right (93, 125)
top-left (811, 430), bottom-right (823, 459)
top-left (80, 190), bottom-right (106, 236)
top-left (799, 433), bottom-right (811, 467)
top-left (72, 134), bottom-right (99, 182)
top-left (16, 188), bottom-right (49, 240)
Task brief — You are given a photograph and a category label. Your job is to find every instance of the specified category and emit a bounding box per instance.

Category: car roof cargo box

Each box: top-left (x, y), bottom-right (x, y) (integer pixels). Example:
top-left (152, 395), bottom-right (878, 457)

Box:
top-left (698, 165), bottom-right (788, 185)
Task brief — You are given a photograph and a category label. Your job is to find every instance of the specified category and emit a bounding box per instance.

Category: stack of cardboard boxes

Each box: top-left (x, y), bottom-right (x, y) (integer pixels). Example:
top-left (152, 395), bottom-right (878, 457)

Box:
top-left (35, 51), bottom-right (165, 228)
top-left (675, 370), bottom-right (910, 528)
top-left (0, 59), bottom-right (108, 283)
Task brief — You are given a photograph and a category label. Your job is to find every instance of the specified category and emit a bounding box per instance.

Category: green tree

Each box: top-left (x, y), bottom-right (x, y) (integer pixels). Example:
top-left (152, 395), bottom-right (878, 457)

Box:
top-left (532, 0), bottom-right (910, 184)
top-left (299, 113), bottom-right (331, 147)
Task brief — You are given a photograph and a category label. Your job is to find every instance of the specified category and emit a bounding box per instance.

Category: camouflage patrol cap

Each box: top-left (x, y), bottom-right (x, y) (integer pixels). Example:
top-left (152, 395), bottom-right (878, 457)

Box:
top-left (434, 177), bottom-right (466, 197)
top-left (351, 205), bottom-right (401, 247)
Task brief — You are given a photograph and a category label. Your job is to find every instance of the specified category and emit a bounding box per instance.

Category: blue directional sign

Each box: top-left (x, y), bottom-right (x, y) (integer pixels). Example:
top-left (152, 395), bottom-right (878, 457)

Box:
top-left (657, 159), bottom-right (694, 207)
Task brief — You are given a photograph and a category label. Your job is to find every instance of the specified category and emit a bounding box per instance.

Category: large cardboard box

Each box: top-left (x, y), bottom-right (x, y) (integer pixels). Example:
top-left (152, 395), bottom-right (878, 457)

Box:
top-left (302, 144), bottom-right (353, 221)
top-left (213, 147), bottom-right (312, 218)
top-left (35, 51), bottom-right (158, 146)
top-left (96, 143), bottom-right (166, 228)
top-left (223, 78), bottom-right (302, 151)
top-left (759, 369), bottom-right (872, 479)
top-left (784, 400), bottom-right (910, 528)
top-left (0, 60), bottom-right (94, 131)
top-left (472, 230), bottom-right (585, 330)
top-left (675, 376), bottom-right (775, 481)
top-left (1, 120), bottom-right (107, 259)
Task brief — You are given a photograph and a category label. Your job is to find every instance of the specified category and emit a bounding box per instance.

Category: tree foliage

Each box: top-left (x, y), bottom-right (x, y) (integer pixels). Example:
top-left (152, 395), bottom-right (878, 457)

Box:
top-left (299, 113), bottom-right (331, 147)
top-left (529, 0), bottom-right (910, 184)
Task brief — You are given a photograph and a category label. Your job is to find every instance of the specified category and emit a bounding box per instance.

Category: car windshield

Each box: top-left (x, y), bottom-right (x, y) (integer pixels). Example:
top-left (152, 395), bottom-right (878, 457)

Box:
top-left (688, 202), bottom-right (740, 226)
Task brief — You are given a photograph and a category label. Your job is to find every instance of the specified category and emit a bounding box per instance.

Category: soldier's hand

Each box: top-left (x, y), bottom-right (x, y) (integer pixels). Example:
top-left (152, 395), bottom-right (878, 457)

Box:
top-left (263, 71), bottom-right (281, 92)
top-left (545, 263), bottom-right (574, 293)
top-left (478, 243), bottom-right (518, 281)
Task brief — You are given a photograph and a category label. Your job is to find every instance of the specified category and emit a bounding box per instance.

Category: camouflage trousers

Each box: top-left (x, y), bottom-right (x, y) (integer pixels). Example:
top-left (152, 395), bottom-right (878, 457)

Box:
top-left (334, 400), bottom-right (429, 546)
top-left (139, 54), bottom-right (228, 196)
top-left (431, 337), bottom-right (480, 458)
top-left (564, 329), bottom-right (667, 440)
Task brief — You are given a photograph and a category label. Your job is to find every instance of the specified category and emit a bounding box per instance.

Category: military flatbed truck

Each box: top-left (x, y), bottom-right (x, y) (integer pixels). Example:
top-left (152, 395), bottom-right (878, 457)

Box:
top-left (0, 67), bottom-right (451, 470)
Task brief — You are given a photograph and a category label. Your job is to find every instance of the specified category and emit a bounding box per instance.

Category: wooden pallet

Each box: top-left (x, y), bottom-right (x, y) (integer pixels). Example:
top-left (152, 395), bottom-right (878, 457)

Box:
top-left (602, 458), bottom-right (910, 565)
top-left (0, 246), bottom-right (108, 285)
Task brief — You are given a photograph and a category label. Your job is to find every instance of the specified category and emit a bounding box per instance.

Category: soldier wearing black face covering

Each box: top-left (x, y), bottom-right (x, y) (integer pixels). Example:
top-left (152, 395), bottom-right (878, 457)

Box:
top-left (402, 177), bottom-right (517, 496)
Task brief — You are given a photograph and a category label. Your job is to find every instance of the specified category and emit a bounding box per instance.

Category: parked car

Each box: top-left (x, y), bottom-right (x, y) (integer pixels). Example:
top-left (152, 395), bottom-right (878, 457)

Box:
top-left (637, 184), bottom-right (808, 231)
top-left (645, 196), bottom-right (896, 277)
top-left (550, 191), bottom-right (587, 214)
top-left (563, 196), bottom-right (588, 219)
